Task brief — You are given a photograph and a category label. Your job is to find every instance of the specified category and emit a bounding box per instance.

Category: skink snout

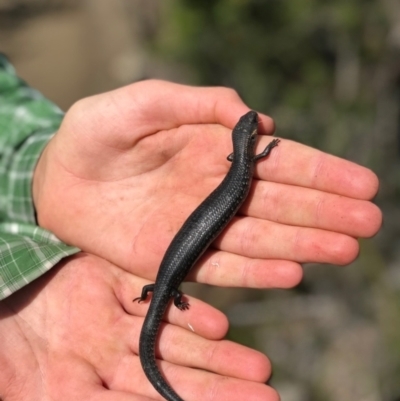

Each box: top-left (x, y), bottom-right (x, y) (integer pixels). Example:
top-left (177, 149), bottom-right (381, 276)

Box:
top-left (242, 110), bottom-right (258, 124)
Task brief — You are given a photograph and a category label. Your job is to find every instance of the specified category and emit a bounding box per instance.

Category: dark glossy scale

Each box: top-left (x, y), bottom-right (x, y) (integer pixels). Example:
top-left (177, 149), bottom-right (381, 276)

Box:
top-left (134, 110), bottom-right (280, 401)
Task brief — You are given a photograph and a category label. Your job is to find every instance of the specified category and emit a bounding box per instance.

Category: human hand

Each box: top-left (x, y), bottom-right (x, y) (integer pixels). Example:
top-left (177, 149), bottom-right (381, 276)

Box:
top-left (33, 80), bottom-right (382, 288)
top-left (0, 253), bottom-right (276, 401)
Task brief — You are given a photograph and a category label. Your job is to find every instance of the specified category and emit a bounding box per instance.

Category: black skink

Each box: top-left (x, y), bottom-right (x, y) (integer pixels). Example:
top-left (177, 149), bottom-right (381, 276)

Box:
top-left (134, 110), bottom-right (279, 401)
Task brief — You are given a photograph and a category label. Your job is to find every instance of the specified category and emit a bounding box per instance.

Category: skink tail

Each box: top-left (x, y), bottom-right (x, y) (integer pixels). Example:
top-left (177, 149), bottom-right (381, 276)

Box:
top-left (139, 295), bottom-right (185, 401)
top-left (139, 324), bottom-right (184, 401)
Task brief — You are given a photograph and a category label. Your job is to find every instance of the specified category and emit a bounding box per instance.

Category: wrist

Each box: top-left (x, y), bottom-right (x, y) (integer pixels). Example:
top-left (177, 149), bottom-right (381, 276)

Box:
top-left (32, 140), bottom-right (51, 225)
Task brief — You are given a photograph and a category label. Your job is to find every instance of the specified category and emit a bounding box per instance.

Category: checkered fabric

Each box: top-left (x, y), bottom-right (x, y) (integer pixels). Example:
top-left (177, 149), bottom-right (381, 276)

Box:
top-left (0, 54), bottom-right (79, 299)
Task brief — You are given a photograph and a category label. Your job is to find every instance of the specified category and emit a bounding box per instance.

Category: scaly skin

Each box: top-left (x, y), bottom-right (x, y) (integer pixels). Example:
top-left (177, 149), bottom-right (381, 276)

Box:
top-left (134, 110), bottom-right (280, 401)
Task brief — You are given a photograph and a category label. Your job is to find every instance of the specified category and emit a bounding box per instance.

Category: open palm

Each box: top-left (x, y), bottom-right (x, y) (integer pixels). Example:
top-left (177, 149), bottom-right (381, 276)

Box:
top-left (33, 80), bottom-right (381, 288)
top-left (0, 253), bottom-right (277, 401)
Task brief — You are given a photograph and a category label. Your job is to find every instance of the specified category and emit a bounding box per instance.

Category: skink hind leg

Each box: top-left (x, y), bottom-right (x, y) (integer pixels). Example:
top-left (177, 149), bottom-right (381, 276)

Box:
top-left (133, 284), bottom-right (155, 303)
top-left (171, 288), bottom-right (190, 311)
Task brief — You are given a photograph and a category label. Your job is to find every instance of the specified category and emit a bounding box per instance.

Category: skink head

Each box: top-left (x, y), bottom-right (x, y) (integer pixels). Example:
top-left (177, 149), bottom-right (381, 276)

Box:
top-left (236, 110), bottom-right (258, 129)
top-left (231, 110), bottom-right (259, 158)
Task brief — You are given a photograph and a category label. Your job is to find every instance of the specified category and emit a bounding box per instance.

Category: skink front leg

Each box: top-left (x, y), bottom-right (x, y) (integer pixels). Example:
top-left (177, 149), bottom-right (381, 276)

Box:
top-left (254, 138), bottom-right (280, 162)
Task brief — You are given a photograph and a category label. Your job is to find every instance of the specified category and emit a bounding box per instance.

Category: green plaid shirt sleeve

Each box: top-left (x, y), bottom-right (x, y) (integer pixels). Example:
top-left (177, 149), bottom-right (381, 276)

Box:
top-left (0, 54), bottom-right (80, 300)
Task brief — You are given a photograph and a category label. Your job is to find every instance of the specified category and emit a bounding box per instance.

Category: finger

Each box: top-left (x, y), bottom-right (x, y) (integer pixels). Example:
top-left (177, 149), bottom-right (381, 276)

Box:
top-left (153, 323), bottom-right (272, 383)
top-left (188, 249), bottom-right (303, 289)
top-left (123, 79), bottom-right (275, 135)
top-left (254, 137), bottom-right (379, 200)
top-left (115, 315), bottom-right (271, 383)
top-left (244, 179), bottom-right (382, 238)
top-left (215, 216), bottom-right (360, 265)
top-left (109, 353), bottom-right (279, 401)
top-left (154, 362), bottom-right (280, 401)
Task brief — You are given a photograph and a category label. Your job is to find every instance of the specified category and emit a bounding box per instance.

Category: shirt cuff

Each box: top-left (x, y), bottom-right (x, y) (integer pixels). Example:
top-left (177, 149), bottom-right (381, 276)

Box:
top-left (0, 224), bottom-right (80, 300)
top-left (5, 128), bottom-right (54, 225)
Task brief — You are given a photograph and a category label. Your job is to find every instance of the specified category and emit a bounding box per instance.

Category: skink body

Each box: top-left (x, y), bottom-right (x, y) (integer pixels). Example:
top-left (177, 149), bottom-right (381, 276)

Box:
top-left (134, 110), bottom-right (280, 401)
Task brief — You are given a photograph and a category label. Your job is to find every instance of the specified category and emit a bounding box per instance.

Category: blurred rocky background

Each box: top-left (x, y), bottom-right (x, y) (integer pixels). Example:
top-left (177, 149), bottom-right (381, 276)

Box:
top-left (0, 0), bottom-right (398, 400)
